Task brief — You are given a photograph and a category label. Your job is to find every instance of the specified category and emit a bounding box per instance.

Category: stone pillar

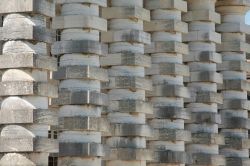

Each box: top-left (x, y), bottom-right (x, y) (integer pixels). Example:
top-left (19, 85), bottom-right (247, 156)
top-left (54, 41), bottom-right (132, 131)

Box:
top-left (216, 1), bottom-right (250, 165)
top-left (183, 0), bottom-right (225, 165)
top-left (52, 0), bottom-right (108, 165)
top-left (101, 0), bottom-right (153, 165)
top-left (144, 0), bottom-right (191, 165)
top-left (0, 0), bottom-right (58, 165)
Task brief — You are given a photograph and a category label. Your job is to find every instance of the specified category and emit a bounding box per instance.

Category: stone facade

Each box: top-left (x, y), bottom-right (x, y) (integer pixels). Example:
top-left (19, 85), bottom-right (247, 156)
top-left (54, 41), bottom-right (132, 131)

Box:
top-left (0, 0), bottom-right (250, 166)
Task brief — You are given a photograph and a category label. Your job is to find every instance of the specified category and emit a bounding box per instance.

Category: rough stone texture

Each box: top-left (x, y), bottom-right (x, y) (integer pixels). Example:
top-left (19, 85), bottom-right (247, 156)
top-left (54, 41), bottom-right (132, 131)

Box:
top-left (144, 0), bottom-right (191, 165)
top-left (52, 1), bottom-right (108, 165)
top-left (216, 0), bottom-right (250, 165)
top-left (184, 0), bottom-right (225, 165)
top-left (101, 0), bottom-right (153, 166)
top-left (0, 0), bottom-right (58, 165)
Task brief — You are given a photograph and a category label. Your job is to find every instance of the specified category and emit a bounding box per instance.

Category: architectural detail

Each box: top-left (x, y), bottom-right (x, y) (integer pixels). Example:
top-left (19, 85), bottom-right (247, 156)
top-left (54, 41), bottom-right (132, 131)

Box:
top-left (101, 0), bottom-right (153, 165)
top-left (216, 1), bottom-right (250, 165)
top-left (0, 0), bottom-right (250, 165)
top-left (144, 0), bottom-right (191, 165)
top-left (0, 0), bottom-right (58, 165)
top-left (52, 0), bottom-right (108, 165)
top-left (184, 0), bottom-right (225, 165)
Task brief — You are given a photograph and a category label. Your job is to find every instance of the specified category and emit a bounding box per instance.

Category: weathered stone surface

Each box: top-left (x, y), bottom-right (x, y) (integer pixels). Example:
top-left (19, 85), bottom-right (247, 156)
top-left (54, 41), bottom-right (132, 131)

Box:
top-left (217, 61), bottom-right (250, 72)
top-left (218, 80), bottom-right (250, 91)
top-left (0, 109), bottom-right (57, 125)
top-left (145, 0), bottom-right (187, 12)
top-left (145, 41), bottom-right (188, 54)
top-left (183, 10), bottom-right (220, 23)
top-left (0, 153), bottom-right (35, 166)
top-left (188, 112), bottom-right (221, 124)
top-left (185, 71), bottom-right (223, 83)
top-left (59, 117), bottom-right (108, 132)
top-left (102, 76), bottom-right (152, 91)
top-left (0, 0), bottom-right (55, 17)
top-left (226, 157), bottom-right (250, 166)
top-left (153, 151), bottom-right (190, 164)
top-left (220, 99), bottom-right (250, 110)
top-left (147, 84), bottom-right (190, 98)
top-left (183, 51), bottom-right (222, 63)
top-left (100, 53), bottom-right (151, 67)
top-left (216, 23), bottom-right (250, 34)
top-left (217, 41), bottom-right (250, 53)
top-left (192, 91), bottom-right (223, 104)
top-left (221, 137), bottom-right (250, 149)
top-left (102, 6), bottom-right (150, 21)
top-left (59, 143), bottom-right (104, 157)
top-left (56, 0), bottom-right (107, 7)
top-left (183, 31), bottom-right (221, 43)
top-left (105, 148), bottom-right (153, 160)
top-left (108, 100), bottom-right (153, 114)
top-left (0, 53), bottom-right (57, 71)
top-left (192, 153), bottom-right (225, 165)
top-left (0, 81), bottom-right (58, 98)
top-left (144, 20), bottom-right (188, 33)
top-left (154, 129), bottom-right (191, 142)
top-left (154, 106), bottom-right (190, 120)
top-left (52, 15), bottom-right (107, 31)
top-left (52, 89), bottom-right (108, 106)
top-left (111, 124), bottom-right (152, 137)
top-left (0, 25), bottom-right (55, 43)
top-left (52, 40), bottom-right (108, 55)
top-left (146, 63), bottom-right (189, 76)
top-left (101, 30), bottom-right (151, 44)
top-left (191, 133), bottom-right (224, 145)
top-left (53, 66), bottom-right (108, 82)
top-left (221, 117), bottom-right (250, 129)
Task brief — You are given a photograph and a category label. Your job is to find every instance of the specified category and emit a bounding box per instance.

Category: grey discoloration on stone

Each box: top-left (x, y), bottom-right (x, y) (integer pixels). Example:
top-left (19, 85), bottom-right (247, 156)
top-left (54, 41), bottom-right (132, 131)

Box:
top-left (0, 81), bottom-right (58, 98)
top-left (102, 6), bottom-right (150, 21)
top-left (52, 40), bottom-right (108, 55)
top-left (191, 133), bottom-right (225, 145)
top-left (146, 63), bottom-right (189, 76)
top-left (183, 10), bottom-right (221, 23)
top-left (0, 54), bottom-right (57, 71)
top-left (183, 51), bottom-right (222, 63)
top-left (101, 30), bottom-right (151, 44)
top-left (53, 66), bottom-right (108, 82)
top-left (154, 106), bottom-right (190, 120)
top-left (153, 151), bottom-right (190, 164)
top-left (105, 148), bottom-right (153, 160)
top-left (52, 89), bottom-right (108, 106)
top-left (111, 124), bottom-right (152, 137)
top-left (145, 0), bottom-right (187, 12)
top-left (217, 61), bottom-right (250, 72)
top-left (52, 15), bottom-right (107, 31)
top-left (0, 26), bottom-right (55, 43)
top-left (102, 76), bottom-right (152, 91)
top-left (56, 0), bottom-right (107, 7)
top-left (154, 129), bottom-right (191, 142)
top-left (0, 109), bottom-right (58, 125)
top-left (0, 0), bottom-right (55, 17)
top-left (147, 84), bottom-right (190, 98)
top-left (192, 153), bottom-right (226, 165)
top-left (108, 100), bottom-right (153, 114)
top-left (101, 53), bottom-right (151, 67)
top-left (145, 41), bottom-right (189, 54)
top-left (188, 112), bottom-right (221, 124)
top-left (144, 20), bottom-right (188, 33)
top-left (59, 143), bottom-right (104, 157)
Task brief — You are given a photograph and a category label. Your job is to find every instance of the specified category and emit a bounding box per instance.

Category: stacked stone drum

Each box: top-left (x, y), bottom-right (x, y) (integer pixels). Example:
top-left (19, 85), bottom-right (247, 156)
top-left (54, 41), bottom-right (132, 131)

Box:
top-left (52, 0), bottom-right (108, 165)
top-left (0, 0), bottom-right (58, 165)
top-left (216, 0), bottom-right (250, 165)
top-left (184, 0), bottom-right (226, 165)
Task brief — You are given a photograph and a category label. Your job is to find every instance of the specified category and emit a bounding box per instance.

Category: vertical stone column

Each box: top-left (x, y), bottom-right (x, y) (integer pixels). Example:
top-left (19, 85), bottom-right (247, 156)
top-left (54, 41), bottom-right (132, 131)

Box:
top-left (183, 0), bottom-right (225, 165)
top-left (52, 0), bottom-right (108, 165)
top-left (144, 0), bottom-right (191, 165)
top-left (101, 0), bottom-right (153, 165)
top-left (216, 1), bottom-right (250, 165)
top-left (0, 0), bottom-right (58, 165)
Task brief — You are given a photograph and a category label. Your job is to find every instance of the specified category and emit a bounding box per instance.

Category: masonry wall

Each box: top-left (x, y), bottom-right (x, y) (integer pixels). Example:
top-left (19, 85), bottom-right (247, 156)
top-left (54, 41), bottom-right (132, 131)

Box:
top-left (0, 0), bottom-right (250, 166)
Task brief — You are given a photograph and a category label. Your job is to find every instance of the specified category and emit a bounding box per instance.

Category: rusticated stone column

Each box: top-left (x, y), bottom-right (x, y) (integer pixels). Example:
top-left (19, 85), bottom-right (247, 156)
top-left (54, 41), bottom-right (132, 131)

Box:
top-left (144, 0), bottom-right (191, 165)
top-left (0, 0), bottom-right (58, 165)
top-left (101, 0), bottom-right (153, 165)
top-left (216, 1), bottom-right (250, 165)
top-left (183, 0), bottom-right (225, 165)
top-left (52, 0), bottom-right (108, 165)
